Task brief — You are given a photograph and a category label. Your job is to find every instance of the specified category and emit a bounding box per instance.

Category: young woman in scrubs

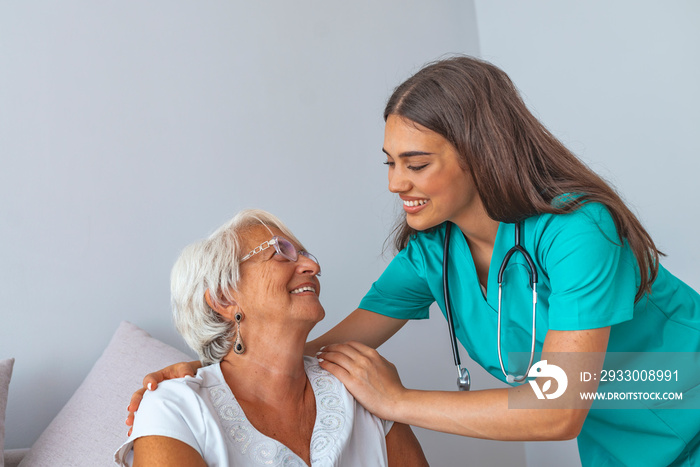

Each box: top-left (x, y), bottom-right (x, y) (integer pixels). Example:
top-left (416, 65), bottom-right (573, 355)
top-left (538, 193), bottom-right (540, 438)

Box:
top-left (130, 56), bottom-right (700, 466)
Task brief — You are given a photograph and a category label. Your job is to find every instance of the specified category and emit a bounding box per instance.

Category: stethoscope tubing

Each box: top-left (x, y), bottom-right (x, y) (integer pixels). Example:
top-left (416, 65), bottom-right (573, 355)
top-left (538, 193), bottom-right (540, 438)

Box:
top-left (442, 222), bottom-right (461, 367)
top-left (497, 281), bottom-right (537, 383)
top-left (497, 222), bottom-right (538, 383)
top-left (442, 222), bottom-right (471, 391)
top-left (443, 221), bottom-right (538, 390)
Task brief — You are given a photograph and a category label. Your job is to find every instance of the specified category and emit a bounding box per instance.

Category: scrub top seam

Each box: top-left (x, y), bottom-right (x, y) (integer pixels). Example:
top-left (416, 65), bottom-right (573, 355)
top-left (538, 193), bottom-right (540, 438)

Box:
top-left (647, 407), bottom-right (692, 445)
top-left (644, 294), bottom-right (700, 333)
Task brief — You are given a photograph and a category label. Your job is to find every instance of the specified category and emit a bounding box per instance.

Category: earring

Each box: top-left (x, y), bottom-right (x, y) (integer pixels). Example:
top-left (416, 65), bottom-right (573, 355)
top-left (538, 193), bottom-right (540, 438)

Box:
top-left (233, 312), bottom-right (245, 354)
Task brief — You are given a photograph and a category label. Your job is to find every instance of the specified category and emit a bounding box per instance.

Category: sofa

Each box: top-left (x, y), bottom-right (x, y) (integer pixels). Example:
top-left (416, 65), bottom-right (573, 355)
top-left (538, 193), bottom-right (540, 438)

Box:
top-left (1, 322), bottom-right (193, 467)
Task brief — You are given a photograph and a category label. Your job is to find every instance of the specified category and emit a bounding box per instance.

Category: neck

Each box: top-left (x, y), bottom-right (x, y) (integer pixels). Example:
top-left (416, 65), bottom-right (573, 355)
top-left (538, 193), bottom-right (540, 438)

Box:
top-left (219, 319), bottom-right (312, 406)
top-left (452, 201), bottom-right (500, 289)
top-left (452, 202), bottom-right (500, 248)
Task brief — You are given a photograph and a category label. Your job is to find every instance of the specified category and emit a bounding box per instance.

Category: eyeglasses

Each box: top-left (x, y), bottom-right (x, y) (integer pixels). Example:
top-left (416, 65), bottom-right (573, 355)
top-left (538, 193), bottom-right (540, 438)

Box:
top-left (240, 236), bottom-right (321, 275)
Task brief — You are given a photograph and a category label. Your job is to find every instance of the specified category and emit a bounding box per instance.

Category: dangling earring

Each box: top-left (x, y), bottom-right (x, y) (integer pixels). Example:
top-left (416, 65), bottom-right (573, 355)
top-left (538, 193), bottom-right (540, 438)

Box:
top-left (233, 312), bottom-right (245, 354)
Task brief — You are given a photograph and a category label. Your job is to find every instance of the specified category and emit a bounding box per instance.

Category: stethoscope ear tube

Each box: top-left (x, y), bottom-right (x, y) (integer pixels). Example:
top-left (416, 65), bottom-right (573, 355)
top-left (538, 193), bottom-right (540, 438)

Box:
top-left (443, 222), bottom-right (471, 391)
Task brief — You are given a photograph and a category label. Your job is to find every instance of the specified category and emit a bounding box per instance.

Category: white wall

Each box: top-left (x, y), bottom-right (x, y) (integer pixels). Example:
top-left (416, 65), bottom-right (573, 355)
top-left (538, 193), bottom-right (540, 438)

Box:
top-left (0, 1), bottom-right (527, 465)
top-left (473, 2), bottom-right (700, 465)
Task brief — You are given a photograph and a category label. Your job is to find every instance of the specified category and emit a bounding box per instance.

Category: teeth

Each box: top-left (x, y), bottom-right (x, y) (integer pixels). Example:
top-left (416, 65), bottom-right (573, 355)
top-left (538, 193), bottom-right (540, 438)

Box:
top-left (403, 199), bottom-right (428, 207)
top-left (290, 286), bottom-right (316, 294)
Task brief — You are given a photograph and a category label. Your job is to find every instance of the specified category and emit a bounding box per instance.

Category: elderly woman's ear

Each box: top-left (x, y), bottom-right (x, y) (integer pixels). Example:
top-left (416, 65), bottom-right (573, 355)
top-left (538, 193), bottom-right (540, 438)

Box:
top-left (204, 289), bottom-right (239, 321)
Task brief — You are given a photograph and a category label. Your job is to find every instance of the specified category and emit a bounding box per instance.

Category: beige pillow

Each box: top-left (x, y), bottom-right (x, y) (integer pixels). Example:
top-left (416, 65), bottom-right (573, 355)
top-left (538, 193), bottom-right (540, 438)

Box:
top-left (18, 322), bottom-right (192, 466)
top-left (1, 358), bottom-right (15, 467)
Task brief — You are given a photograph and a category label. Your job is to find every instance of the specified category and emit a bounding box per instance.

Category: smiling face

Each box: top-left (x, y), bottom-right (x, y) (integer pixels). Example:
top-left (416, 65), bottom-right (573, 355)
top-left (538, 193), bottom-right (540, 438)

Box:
top-left (233, 225), bottom-right (324, 326)
top-left (383, 115), bottom-right (485, 232)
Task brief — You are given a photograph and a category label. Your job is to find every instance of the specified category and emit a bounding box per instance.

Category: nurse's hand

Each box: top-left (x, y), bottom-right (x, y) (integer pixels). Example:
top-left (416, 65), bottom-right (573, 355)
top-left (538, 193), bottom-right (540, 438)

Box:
top-left (318, 341), bottom-right (405, 420)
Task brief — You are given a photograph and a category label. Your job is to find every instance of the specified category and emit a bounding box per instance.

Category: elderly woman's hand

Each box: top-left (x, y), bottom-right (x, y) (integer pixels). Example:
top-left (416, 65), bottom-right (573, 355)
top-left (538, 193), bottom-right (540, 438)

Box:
top-left (318, 342), bottom-right (406, 421)
top-left (125, 360), bottom-right (202, 435)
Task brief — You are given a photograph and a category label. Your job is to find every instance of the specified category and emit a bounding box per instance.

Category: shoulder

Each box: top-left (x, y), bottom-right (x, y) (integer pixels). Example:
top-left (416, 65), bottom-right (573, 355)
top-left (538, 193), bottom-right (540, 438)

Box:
top-left (534, 201), bottom-right (617, 236)
top-left (136, 364), bottom-right (227, 440)
top-left (116, 364), bottom-right (226, 466)
top-left (141, 363), bottom-right (225, 412)
top-left (530, 202), bottom-right (622, 259)
top-left (394, 223), bottom-right (448, 269)
top-left (531, 203), bottom-right (638, 319)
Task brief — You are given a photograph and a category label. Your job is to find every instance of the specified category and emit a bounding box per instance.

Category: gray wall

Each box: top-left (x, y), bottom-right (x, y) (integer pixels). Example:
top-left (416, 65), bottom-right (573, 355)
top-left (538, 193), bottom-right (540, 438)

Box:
top-left (474, 1), bottom-right (700, 465)
top-left (0, 1), bottom-right (525, 465)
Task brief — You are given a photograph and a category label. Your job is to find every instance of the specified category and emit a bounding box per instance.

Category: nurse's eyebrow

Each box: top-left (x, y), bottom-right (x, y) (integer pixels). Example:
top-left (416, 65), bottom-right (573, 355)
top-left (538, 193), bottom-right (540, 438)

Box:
top-left (382, 148), bottom-right (433, 158)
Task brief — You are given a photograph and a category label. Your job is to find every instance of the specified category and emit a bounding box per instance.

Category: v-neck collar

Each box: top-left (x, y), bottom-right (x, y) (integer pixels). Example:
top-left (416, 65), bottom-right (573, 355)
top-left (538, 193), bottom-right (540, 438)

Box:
top-left (208, 357), bottom-right (352, 466)
top-left (449, 221), bottom-right (510, 311)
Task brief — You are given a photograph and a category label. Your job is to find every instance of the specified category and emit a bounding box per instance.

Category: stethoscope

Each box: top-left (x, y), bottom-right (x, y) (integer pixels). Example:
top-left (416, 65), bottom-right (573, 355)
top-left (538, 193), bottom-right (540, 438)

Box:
top-left (443, 221), bottom-right (538, 391)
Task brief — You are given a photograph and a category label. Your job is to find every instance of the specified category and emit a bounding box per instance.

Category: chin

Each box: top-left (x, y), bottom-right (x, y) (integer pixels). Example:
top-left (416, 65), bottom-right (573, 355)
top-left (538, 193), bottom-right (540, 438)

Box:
top-left (309, 306), bottom-right (325, 325)
top-left (406, 215), bottom-right (441, 232)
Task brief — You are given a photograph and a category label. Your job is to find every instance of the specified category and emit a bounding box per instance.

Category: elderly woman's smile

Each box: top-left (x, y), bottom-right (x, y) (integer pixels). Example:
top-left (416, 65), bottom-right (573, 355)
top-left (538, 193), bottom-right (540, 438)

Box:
top-left (289, 284), bottom-right (317, 295)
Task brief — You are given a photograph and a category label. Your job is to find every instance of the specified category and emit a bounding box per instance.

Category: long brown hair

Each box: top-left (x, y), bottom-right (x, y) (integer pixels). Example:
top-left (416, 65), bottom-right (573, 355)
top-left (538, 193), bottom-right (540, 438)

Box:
top-left (385, 55), bottom-right (660, 301)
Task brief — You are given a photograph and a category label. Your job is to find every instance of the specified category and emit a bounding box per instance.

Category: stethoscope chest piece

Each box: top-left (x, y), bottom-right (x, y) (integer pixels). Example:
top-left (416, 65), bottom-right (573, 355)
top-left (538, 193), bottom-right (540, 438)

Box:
top-left (457, 366), bottom-right (470, 391)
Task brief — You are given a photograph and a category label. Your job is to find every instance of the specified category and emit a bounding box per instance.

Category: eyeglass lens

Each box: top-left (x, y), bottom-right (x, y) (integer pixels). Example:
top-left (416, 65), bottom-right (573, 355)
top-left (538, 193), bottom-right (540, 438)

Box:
top-left (276, 237), bottom-right (298, 261)
top-left (274, 236), bottom-right (321, 274)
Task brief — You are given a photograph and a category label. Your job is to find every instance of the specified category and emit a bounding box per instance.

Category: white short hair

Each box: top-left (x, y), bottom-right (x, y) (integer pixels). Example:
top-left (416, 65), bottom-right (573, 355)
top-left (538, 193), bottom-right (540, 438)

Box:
top-left (170, 209), bottom-right (304, 365)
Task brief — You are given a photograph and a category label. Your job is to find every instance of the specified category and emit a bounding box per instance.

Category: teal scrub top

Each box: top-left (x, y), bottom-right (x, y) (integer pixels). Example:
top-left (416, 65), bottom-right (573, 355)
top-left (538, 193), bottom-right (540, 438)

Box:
top-left (359, 202), bottom-right (700, 466)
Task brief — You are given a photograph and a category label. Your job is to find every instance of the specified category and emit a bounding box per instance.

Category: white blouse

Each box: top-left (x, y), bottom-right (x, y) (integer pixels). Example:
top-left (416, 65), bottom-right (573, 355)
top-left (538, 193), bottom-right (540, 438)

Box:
top-left (115, 356), bottom-right (393, 466)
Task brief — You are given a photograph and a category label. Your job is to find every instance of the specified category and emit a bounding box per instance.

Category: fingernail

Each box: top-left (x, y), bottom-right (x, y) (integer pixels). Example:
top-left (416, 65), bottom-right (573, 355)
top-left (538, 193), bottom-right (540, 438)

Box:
top-left (315, 351), bottom-right (323, 357)
top-left (147, 383), bottom-right (153, 391)
top-left (317, 357), bottom-right (324, 362)
top-left (319, 345), bottom-right (326, 351)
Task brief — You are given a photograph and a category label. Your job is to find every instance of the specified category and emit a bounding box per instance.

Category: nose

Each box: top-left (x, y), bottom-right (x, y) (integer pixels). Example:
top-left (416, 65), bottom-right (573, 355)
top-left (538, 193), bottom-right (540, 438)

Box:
top-left (388, 166), bottom-right (410, 193)
top-left (296, 253), bottom-right (321, 277)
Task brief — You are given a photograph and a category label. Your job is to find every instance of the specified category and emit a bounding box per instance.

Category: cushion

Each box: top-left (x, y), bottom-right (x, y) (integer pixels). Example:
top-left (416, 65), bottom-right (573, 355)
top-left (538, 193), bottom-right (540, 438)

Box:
top-left (1, 358), bottom-right (15, 467)
top-left (18, 322), bottom-right (193, 466)
top-left (4, 449), bottom-right (29, 467)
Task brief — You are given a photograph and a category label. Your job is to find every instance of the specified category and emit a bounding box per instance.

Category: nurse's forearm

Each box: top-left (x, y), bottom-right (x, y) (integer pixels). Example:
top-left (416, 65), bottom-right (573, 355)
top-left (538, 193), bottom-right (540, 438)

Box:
top-left (388, 328), bottom-right (609, 441)
top-left (305, 308), bottom-right (408, 355)
top-left (391, 387), bottom-right (586, 441)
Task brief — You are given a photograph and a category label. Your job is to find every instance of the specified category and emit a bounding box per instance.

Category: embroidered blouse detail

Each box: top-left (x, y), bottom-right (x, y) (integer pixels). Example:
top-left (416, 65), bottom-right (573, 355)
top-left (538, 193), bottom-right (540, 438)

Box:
top-left (308, 364), bottom-right (346, 463)
top-left (209, 359), bottom-right (348, 466)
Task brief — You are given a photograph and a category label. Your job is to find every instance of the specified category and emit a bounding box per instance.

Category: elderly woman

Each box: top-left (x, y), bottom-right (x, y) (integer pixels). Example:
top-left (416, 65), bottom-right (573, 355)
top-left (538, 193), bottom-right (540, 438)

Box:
top-left (115, 209), bottom-right (427, 466)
